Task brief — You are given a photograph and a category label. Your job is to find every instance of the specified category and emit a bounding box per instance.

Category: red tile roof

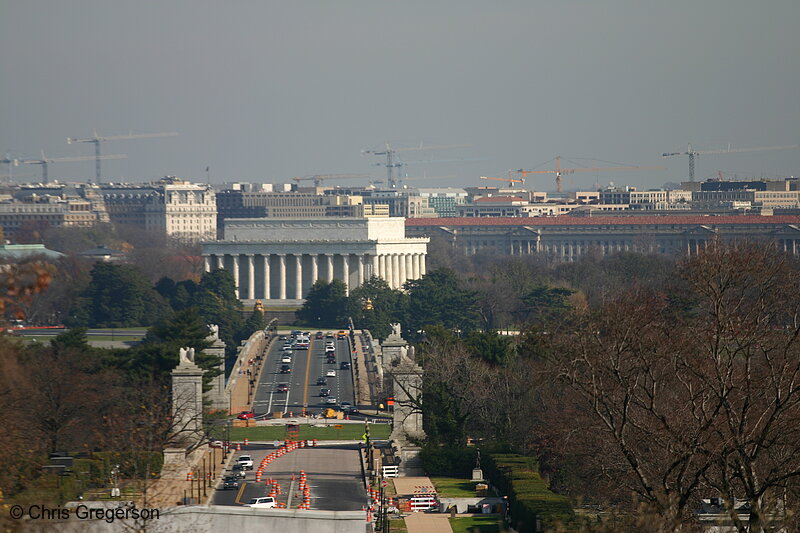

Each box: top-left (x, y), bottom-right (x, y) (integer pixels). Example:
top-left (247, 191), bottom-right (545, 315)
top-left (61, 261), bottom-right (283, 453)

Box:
top-left (406, 215), bottom-right (800, 227)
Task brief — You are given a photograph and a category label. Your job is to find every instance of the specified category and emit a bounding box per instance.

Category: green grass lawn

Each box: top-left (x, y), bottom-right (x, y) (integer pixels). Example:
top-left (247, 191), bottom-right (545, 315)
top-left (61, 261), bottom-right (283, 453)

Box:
top-left (449, 516), bottom-right (508, 533)
top-left (227, 423), bottom-right (391, 441)
top-left (431, 477), bottom-right (482, 498)
top-left (389, 519), bottom-right (408, 533)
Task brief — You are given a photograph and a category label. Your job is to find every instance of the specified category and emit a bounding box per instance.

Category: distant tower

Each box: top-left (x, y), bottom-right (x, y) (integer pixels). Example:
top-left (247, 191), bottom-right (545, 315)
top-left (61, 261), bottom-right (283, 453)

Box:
top-left (203, 325), bottom-right (227, 411)
top-left (171, 347), bottom-right (204, 448)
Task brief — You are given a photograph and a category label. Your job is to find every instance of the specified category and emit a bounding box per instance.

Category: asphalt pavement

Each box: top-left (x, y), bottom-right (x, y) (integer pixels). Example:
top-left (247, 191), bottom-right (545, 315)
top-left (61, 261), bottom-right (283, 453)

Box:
top-left (251, 333), bottom-right (356, 418)
top-left (211, 444), bottom-right (366, 511)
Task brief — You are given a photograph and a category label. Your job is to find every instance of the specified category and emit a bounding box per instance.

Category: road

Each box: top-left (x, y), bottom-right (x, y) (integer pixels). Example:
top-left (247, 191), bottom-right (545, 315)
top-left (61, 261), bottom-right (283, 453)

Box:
top-left (212, 444), bottom-right (366, 511)
top-left (252, 332), bottom-right (356, 418)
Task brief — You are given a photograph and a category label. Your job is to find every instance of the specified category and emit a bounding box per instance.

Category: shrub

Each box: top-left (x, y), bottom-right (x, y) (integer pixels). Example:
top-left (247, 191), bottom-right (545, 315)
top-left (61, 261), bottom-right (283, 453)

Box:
top-left (485, 453), bottom-right (574, 532)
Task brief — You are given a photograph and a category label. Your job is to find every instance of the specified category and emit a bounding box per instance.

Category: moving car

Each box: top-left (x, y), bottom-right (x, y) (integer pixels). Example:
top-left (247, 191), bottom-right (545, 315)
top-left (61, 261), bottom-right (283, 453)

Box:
top-left (280, 364), bottom-right (291, 374)
top-left (326, 369), bottom-right (336, 377)
top-left (245, 497), bottom-right (276, 508)
top-left (316, 377), bottom-right (328, 385)
top-left (281, 355), bottom-right (292, 363)
top-left (230, 464), bottom-right (246, 478)
top-left (209, 440), bottom-right (223, 448)
top-left (237, 455), bottom-right (254, 470)
top-left (319, 388), bottom-right (330, 397)
top-left (340, 361), bottom-right (351, 370)
top-left (222, 476), bottom-right (240, 490)
top-left (276, 383), bottom-right (289, 392)
top-left (237, 411), bottom-right (255, 420)
top-left (326, 397), bottom-right (337, 405)
top-left (315, 331), bottom-right (324, 339)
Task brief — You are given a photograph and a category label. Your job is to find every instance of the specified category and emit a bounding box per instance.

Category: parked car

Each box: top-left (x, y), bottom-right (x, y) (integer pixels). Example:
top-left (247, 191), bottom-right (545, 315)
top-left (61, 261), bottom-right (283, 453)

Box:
top-left (316, 377), bottom-right (328, 386)
top-left (319, 388), bottom-right (330, 397)
top-left (222, 476), bottom-right (240, 490)
top-left (326, 369), bottom-right (336, 377)
top-left (280, 364), bottom-right (291, 373)
top-left (237, 455), bottom-right (254, 470)
top-left (209, 440), bottom-right (223, 448)
top-left (237, 411), bottom-right (255, 420)
top-left (279, 335), bottom-right (287, 340)
top-left (276, 383), bottom-right (289, 392)
top-left (245, 497), bottom-right (276, 508)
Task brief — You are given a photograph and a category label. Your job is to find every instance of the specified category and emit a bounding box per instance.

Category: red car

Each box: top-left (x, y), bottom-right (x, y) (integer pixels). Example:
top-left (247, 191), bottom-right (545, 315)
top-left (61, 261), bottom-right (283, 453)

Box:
top-left (237, 411), bottom-right (255, 420)
top-left (276, 383), bottom-right (289, 393)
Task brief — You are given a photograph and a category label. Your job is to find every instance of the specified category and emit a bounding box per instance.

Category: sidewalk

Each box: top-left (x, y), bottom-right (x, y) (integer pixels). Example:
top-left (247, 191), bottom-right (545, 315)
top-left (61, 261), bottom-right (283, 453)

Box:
top-left (228, 334), bottom-right (273, 414)
top-left (352, 333), bottom-right (373, 406)
top-left (404, 513), bottom-right (455, 533)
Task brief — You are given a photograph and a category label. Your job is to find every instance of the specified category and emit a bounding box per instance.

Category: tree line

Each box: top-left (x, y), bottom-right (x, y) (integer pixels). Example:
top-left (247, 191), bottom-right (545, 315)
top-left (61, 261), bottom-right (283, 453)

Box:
top-left (411, 240), bottom-right (800, 532)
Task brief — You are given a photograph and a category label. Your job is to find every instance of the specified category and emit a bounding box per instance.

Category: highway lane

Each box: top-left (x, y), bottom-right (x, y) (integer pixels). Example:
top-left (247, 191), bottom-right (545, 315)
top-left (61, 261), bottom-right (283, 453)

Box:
top-left (252, 332), bottom-right (355, 418)
top-left (212, 445), bottom-right (366, 511)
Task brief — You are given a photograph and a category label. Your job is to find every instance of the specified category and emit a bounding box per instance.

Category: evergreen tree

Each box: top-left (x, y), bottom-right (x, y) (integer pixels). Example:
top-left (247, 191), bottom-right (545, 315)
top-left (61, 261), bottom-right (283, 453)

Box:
top-left (191, 269), bottom-right (243, 359)
top-left (404, 268), bottom-right (481, 339)
top-left (68, 262), bottom-right (169, 327)
top-left (130, 308), bottom-right (218, 389)
top-left (296, 279), bottom-right (348, 327)
top-left (347, 276), bottom-right (407, 339)
top-left (242, 308), bottom-right (267, 337)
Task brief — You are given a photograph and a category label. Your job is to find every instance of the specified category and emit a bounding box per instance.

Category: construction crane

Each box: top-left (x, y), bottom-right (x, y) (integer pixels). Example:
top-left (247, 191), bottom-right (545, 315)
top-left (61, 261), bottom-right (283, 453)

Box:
top-left (362, 143), bottom-right (470, 188)
top-left (16, 150), bottom-right (127, 181)
top-left (292, 174), bottom-right (371, 187)
top-left (515, 156), bottom-right (666, 193)
top-left (67, 130), bottom-right (178, 183)
top-left (1, 155), bottom-right (18, 181)
top-left (480, 173), bottom-right (525, 187)
top-left (662, 142), bottom-right (800, 182)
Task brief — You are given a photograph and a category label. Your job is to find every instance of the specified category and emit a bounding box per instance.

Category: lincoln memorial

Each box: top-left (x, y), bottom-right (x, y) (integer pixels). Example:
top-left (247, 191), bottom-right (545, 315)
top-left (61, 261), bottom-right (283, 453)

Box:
top-left (201, 217), bottom-right (429, 303)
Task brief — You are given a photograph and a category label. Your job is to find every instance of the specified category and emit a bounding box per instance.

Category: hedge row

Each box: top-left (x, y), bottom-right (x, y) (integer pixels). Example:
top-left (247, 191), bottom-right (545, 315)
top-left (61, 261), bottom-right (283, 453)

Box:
top-left (485, 453), bottom-right (574, 532)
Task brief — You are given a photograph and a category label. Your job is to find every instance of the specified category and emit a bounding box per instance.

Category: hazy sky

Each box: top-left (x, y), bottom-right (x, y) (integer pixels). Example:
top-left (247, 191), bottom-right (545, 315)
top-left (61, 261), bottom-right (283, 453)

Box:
top-left (2, 1), bottom-right (799, 190)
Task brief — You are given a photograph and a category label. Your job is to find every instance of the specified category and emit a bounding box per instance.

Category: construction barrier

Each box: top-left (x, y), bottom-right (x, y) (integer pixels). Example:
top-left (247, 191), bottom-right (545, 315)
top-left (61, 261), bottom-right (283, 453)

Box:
top-left (409, 494), bottom-right (438, 512)
top-left (382, 465), bottom-right (399, 478)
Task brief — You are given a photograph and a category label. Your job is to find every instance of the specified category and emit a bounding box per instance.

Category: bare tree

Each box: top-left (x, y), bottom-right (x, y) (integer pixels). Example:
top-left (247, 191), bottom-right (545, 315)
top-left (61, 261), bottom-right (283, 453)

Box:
top-left (547, 240), bottom-right (800, 531)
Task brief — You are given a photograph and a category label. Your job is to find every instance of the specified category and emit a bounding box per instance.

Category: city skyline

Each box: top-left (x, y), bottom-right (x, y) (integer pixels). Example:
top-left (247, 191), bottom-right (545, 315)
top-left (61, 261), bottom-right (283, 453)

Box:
top-left (2, 1), bottom-right (799, 189)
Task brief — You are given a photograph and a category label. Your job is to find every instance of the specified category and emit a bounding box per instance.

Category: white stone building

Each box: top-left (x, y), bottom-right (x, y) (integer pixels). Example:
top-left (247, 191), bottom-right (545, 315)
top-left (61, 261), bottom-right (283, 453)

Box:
top-left (201, 217), bottom-right (429, 303)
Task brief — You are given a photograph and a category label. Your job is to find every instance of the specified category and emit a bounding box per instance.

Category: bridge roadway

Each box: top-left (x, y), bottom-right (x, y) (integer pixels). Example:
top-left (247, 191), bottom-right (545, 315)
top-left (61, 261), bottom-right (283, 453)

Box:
top-left (252, 332), bottom-right (356, 418)
top-left (212, 444), bottom-right (366, 511)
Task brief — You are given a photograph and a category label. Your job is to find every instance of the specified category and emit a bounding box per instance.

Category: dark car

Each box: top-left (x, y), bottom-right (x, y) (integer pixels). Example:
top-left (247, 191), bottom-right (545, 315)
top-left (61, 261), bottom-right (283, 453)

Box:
top-left (279, 335), bottom-right (287, 340)
top-left (276, 383), bottom-right (289, 392)
top-left (316, 377), bottom-right (328, 386)
top-left (340, 361), bottom-right (351, 370)
top-left (222, 476), bottom-right (240, 490)
top-left (280, 364), bottom-right (291, 374)
top-left (319, 388), bottom-right (330, 397)
top-left (315, 331), bottom-right (324, 339)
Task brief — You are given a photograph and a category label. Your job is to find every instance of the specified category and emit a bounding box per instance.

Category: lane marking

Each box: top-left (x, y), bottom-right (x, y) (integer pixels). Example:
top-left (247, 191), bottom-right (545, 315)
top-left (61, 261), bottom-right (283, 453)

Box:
top-left (235, 481), bottom-right (248, 504)
top-left (302, 339), bottom-right (313, 408)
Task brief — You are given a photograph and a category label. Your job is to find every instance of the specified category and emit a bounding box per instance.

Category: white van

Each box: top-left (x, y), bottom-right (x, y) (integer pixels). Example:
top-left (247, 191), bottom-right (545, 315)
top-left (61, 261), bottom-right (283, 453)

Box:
top-left (246, 497), bottom-right (276, 508)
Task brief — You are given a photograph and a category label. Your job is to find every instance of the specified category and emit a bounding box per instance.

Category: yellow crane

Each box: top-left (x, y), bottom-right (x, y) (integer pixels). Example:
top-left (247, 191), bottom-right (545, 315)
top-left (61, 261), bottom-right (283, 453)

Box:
top-left (68, 129), bottom-right (178, 183)
top-left (515, 156), bottom-right (666, 193)
top-left (480, 173), bottom-right (525, 187)
top-left (662, 142), bottom-right (800, 182)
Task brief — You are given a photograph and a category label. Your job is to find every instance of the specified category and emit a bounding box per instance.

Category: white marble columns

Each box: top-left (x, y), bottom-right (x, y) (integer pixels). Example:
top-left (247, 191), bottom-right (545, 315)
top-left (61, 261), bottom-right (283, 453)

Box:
top-left (203, 250), bottom-right (427, 300)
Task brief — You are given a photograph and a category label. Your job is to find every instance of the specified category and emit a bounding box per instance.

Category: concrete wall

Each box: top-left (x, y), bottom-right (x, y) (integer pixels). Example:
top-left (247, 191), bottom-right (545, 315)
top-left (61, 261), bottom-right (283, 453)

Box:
top-left (21, 506), bottom-right (368, 533)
